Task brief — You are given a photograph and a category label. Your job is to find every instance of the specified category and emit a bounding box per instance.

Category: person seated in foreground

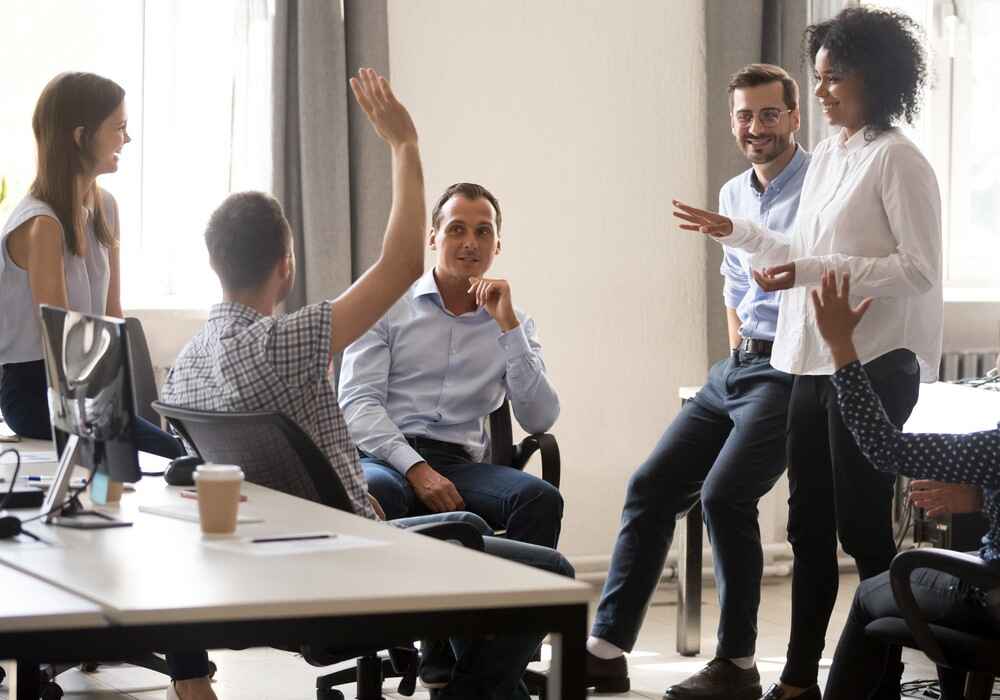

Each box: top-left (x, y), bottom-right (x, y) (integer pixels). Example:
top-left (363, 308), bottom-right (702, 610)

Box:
top-left (811, 270), bottom-right (1000, 700)
top-left (160, 69), bottom-right (572, 700)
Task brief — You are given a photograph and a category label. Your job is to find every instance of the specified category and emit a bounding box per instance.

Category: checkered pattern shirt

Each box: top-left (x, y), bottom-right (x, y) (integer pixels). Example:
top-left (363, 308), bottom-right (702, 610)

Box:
top-left (161, 301), bottom-right (375, 519)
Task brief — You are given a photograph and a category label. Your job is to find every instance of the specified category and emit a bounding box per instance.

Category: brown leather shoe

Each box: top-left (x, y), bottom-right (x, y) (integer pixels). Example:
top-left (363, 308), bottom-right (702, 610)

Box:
top-left (585, 650), bottom-right (630, 693)
top-left (663, 658), bottom-right (761, 699)
top-left (759, 683), bottom-right (822, 700)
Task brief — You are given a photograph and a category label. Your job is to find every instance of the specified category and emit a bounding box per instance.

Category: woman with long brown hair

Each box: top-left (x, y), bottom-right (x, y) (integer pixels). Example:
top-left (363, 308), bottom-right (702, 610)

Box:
top-left (0, 72), bottom-right (180, 458)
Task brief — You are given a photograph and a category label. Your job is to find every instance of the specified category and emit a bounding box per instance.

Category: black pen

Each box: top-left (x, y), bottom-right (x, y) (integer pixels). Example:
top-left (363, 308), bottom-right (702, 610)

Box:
top-left (250, 533), bottom-right (335, 544)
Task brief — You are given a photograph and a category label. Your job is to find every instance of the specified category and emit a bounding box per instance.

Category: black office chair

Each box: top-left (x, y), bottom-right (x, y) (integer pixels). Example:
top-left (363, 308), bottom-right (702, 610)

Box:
top-left (487, 398), bottom-right (560, 489)
top-left (152, 401), bottom-right (485, 700)
top-left (865, 548), bottom-right (1000, 700)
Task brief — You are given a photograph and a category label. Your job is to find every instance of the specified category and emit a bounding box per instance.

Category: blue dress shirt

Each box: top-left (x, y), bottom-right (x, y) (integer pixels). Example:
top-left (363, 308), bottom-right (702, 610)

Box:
top-left (719, 145), bottom-right (810, 342)
top-left (338, 270), bottom-right (560, 474)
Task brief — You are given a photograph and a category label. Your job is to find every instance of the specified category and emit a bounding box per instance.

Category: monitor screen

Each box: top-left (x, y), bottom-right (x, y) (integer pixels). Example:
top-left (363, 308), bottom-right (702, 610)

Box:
top-left (39, 305), bottom-right (141, 484)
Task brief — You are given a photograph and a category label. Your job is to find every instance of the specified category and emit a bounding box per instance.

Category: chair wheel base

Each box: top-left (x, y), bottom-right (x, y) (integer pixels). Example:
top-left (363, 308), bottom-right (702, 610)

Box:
top-left (41, 682), bottom-right (64, 700)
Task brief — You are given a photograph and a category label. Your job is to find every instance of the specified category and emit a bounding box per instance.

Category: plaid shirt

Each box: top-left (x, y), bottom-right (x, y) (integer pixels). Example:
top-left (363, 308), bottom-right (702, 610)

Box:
top-left (161, 301), bottom-right (375, 518)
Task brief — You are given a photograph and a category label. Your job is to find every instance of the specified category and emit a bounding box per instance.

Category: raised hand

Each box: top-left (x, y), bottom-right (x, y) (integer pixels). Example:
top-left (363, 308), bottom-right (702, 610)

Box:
top-left (672, 200), bottom-right (733, 238)
top-left (753, 263), bottom-right (796, 292)
top-left (909, 480), bottom-right (983, 518)
top-left (349, 67), bottom-right (417, 148)
top-left (468, 276), bottom-right (519, 332)
top-left (811, 271), bottom-right (873, 368)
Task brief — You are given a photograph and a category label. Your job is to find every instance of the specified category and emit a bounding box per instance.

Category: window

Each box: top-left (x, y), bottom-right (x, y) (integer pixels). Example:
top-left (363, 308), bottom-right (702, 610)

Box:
top-left (865, 0), bottom-right (1000, 301)
top-left (0, 0), bottom-right (272, 310)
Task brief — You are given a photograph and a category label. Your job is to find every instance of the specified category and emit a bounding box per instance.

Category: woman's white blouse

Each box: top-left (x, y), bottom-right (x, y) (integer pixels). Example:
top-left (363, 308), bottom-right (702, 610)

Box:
top-left (726, 127), bottom-right (942, 380)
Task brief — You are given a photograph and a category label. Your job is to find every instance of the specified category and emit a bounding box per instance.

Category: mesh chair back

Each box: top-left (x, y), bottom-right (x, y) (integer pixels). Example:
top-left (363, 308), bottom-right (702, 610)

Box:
top-left (151, 402), bottom-right (355, 513)
top-left (125, 317), bottom-right (160, 426)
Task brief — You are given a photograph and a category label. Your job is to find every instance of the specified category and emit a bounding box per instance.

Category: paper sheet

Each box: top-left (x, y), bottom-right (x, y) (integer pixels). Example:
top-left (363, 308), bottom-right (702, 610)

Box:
top-left (138, 502), bottom-right (264, 524)
top-left (202, 532), bottom-right (388, 556)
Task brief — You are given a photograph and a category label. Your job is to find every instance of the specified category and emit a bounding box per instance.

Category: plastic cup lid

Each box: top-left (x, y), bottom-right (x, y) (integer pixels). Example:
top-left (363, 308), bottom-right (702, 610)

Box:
top-left (194, 464), bottom-right (245, 482)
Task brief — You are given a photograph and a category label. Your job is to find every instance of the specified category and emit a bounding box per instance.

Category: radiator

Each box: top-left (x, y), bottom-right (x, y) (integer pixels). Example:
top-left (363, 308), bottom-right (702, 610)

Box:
top-left (939, 350), bottom-right (999, 382)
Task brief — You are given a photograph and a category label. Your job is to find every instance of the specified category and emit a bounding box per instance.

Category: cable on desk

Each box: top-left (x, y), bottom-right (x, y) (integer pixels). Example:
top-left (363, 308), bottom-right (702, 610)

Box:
top-left (0, 448), bottom-right (22, 511)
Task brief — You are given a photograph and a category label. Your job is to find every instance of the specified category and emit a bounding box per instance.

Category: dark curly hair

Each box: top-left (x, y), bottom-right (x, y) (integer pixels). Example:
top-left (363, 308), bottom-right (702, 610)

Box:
top-left (804, 6), bottom-right (928, 135)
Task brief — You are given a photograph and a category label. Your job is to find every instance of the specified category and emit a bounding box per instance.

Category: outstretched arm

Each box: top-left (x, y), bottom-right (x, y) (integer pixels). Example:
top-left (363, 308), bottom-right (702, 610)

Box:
top-left (329, 68), bottom-right (426, 354)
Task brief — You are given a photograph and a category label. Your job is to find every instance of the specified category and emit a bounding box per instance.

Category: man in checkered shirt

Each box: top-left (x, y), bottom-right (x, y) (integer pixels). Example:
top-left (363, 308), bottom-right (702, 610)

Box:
top-left (160, 69), bottom-right (572, 700)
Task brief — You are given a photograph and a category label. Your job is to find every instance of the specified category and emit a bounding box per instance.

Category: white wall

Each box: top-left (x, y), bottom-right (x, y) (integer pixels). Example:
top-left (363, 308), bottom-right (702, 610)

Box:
top-left (387, 0), bottom-right (709, 558)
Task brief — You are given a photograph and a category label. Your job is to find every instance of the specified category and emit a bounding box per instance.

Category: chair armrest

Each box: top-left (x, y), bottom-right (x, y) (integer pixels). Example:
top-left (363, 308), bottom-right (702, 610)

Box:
top-left (511, 433), bottom-right (561, 489)
top-left (406, 521), bottom-right (486, 551)
top-left (889, 548), bottom-right (1000, 667)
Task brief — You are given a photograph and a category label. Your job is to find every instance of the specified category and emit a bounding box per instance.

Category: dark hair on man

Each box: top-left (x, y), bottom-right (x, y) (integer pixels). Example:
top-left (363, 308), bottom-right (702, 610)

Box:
top-left (804, 6), bottom-right (928, 134)
top-left (728, 63), bottom-right (799, 111)
top-left (430, 182), bottom-right (502, 234)
top-left (205, 191), bottom-right (291, 291)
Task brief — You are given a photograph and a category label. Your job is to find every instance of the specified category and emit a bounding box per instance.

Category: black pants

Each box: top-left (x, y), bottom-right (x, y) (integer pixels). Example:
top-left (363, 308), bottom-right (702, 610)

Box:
top-left (592, 351), bottom-right (792, 657)
top-left (824, 559), bottom-right (1000, 699)
top-left (0, 359), bottom-right (183, 459)
top-left (781, 349), bottom-right (920, 688)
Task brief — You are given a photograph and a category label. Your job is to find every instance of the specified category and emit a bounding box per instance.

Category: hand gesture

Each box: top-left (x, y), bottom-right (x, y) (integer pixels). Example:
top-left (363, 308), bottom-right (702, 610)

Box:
top-left (406, 462), bottom-right (465, 513)
top-left (349, 68), bottom-right (417, 148)
top-left (753, 263), bottom-right (796, 292)
top-left (468, 277), bottom-right (519, 332)
top-left (909, 480), bottom-right (983, 518)
top-left (672, 200), bottom-right (733, 238)
top-left (810, 271), bottom-right (872, 352)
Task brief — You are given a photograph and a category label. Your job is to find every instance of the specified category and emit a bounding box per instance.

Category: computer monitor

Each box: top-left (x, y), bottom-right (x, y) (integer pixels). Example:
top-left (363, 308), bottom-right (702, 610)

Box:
top-left (38, 305), bottom-right (142, 527)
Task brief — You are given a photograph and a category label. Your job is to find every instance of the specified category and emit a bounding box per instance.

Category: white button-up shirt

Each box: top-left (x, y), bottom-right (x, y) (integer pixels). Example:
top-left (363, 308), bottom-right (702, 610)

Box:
top-left (725, 127), bottom-right (942, 380)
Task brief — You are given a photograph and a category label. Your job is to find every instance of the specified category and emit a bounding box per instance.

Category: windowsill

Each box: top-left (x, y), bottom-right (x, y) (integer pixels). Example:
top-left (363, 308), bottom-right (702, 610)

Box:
top-left (944, 288), bottom-right (1000, 304)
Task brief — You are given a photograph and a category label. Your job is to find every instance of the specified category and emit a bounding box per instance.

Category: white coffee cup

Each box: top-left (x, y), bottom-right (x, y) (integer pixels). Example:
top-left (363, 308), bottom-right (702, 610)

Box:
top-left (194, 464), bottom-right (244, 535)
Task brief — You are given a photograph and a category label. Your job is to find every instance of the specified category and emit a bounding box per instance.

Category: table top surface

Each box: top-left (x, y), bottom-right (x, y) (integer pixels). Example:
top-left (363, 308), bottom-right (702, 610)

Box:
top-left (0, 441), bottom-right (592, 627)
top-left (0, 562), bottom-right (106, 633)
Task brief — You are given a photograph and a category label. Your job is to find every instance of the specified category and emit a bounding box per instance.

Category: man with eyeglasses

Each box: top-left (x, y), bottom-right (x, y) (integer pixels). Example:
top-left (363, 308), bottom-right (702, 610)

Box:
top-left (584, 64), bottom-right (810, 700)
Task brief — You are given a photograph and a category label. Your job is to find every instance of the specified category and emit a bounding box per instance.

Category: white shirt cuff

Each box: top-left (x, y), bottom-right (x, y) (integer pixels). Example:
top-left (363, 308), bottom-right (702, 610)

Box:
top-left (388, 442), bottom-right (425, 475)
top-left (794, 257), bottom-right (826, 288)
top-left (497, 323), bottom-right (531, 360)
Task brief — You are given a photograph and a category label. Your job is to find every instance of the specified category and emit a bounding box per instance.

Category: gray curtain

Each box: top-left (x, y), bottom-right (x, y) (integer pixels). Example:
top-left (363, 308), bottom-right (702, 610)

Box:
top-left (702, 0), bottom-right (846, 362)
top-left (272, 0), bottom-right (391, 310)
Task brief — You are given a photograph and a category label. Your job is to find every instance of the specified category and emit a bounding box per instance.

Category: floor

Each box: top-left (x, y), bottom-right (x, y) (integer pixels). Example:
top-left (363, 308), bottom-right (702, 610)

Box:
top-left (1, 574), bottom-right (941, 699)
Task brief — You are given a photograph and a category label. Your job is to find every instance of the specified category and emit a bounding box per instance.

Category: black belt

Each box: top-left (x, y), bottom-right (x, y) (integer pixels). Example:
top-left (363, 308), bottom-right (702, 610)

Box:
top-left (404, 435), bottom-right (469, 460)
top-left (737, 337), bottom-right (773, 356)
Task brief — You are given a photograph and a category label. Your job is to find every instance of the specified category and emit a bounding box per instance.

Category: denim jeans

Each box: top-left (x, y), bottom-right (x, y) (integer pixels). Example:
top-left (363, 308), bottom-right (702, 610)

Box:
top-left (592, 351), bottom-right (792, 658)
top-left (824, 559), bottom-right (1000, 699)
top-left (363, 441), bottom-right (563, 548)
top-left (781, 349), bottom-right (920, 688)
top-left (0, 359), bottom-right (183, 458)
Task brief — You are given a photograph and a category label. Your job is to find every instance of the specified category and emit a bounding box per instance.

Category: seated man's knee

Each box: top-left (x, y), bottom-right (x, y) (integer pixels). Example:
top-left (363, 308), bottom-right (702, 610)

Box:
top-left (362, 461), bottom-right (412, 517)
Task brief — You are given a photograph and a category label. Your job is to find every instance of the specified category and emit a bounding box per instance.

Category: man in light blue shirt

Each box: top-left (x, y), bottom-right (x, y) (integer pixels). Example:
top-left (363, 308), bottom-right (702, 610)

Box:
top-left (339, 182), bottom-right (562, 551)
top-left (585, 65), bottom-right (810, 699)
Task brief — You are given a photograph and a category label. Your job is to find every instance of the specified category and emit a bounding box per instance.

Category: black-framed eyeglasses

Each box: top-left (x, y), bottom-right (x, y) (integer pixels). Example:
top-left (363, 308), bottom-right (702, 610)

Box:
top-left (732, 108), bottom-right (793, 128)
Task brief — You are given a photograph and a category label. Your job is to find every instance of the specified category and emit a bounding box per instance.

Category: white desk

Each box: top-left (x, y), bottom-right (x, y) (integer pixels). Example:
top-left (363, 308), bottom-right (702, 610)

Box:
top-left (0, 467), bottom-right (593, 699)
top-left (0, 564), bottom-right (107, 697)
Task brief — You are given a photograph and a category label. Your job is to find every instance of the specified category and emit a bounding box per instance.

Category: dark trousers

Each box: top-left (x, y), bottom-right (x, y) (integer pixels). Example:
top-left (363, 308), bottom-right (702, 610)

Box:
top-left (824, 560), bottom-right (1000, 699)
top-left (781, 349), bottom-right (920, 688)
top-left (0, 359), bottom-right (183, 459)
top-left (362, 439), bottom-right (564, 548)
top-left (592, 351), bottom-right (793, 658)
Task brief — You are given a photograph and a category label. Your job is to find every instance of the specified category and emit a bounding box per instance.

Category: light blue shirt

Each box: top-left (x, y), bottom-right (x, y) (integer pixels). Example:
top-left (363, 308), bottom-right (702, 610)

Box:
top-left (719, 145), bottom-right (809, 342)
top-left (339, 270), bottom-right (560, 474)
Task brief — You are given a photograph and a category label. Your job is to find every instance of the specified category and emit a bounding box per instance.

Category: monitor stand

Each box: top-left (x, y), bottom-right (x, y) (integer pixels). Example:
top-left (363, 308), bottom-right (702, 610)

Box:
top-left (43, 435), bottom-right (132, 530)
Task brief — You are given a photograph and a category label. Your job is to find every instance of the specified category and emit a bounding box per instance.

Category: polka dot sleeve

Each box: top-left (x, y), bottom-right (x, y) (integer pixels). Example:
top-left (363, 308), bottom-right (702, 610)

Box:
top-left (831, 361), bottom-right (1000, 490)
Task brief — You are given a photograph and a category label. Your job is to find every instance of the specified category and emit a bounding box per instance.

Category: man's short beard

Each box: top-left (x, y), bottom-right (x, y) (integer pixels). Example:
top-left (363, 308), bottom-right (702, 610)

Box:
top-left (742, 134), bottom-right (791, 165)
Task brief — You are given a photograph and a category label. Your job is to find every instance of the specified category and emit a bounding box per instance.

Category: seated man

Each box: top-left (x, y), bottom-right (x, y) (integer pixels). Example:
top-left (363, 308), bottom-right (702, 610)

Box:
top-left (339, 182), bottom-right (563, 550)
top-left (160, 69), bottom-right (572, 700)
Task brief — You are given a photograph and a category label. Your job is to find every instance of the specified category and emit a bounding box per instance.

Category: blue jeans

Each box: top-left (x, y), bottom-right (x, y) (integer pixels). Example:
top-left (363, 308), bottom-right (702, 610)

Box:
top-left (592, 352), bottom-right (792, 658)
top-left (363, 442), bottom-right (563, 548)
top-left (0, 359), bottom-right (183, 458)
top-left (825, 560), bottom-right (1000, 699)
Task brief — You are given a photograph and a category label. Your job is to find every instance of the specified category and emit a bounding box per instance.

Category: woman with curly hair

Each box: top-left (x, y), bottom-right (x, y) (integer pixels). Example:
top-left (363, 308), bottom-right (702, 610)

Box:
top-left (673, 7), bottom-right (942, 699)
